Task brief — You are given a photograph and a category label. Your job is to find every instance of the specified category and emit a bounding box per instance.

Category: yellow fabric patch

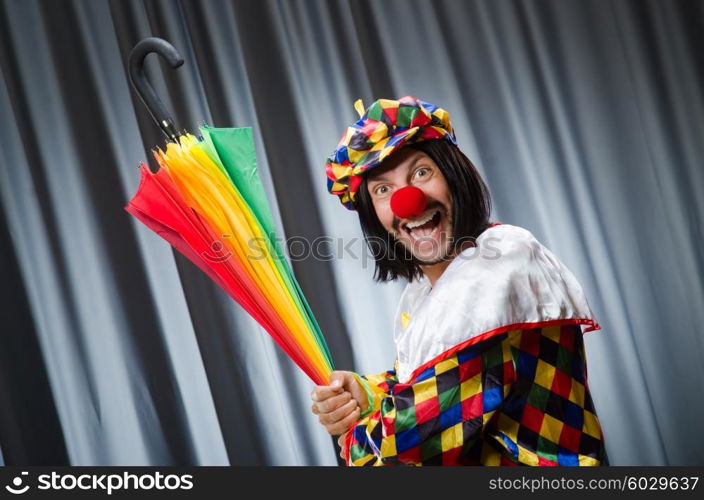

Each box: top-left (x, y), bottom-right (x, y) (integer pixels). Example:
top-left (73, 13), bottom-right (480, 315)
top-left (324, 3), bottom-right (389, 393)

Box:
top-left (353, 99), bottom-right (365, 118)
top-left (501, 340), bottom-right (513, 399)
top-left (496, 413), bottom-right (520, 442)
top-left (347, 148), bottom-right (366, 163)
top-left (481, 443), bottom-right (502, 465)
top-left (579, 454), bottom-right (601, 466)
top-left (370, 136), bottom-right (391, 152)
top-left (330, 180), bottom-right (347, 193)
top-left (583, 410), bottom-right (602, 438)
top-left (434, 358), bottom-right (457, 375)
top-left (380, 434), bottom-right (396, 457)
top-left (518, 446), bottom-right (540, 466)
top-left (569, 379), bottom-right (585, 406)
top-left (482, 409), bottom-right (497, 427)
top-left (331, 164), bottom-right (351, 180)
top-left (378, 99), bottom-right (400, 110)
top-left (432, 108), bottom-right (449, 122)
top-left (342, 127), bottom-right (356, 145)
top-left (503, 384), bottom-right (512, 398)
top-left (368, 123), bottom-right (389, 143)
top-left (460, 373), bottom-right (482, 400)
top-left (401, 312), bottom-right (411, 330)
top-left (413, 379), bottom-right (438, 404)
top-left (542, 325), bottom-right (562, 341)
top-left (441, 423), bottom-right (464, 451)
top-left (534, 359), bottom-right (556, 390)
top-left (540, 414), bottom-right (564, 443)
top-left (507, 328), bottom-right (523, 346)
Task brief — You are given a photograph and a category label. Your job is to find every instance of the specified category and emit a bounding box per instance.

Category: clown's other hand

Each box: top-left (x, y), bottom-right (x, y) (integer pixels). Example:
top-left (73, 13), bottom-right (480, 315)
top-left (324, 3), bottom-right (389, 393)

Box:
top-left (310, 370), bottom-right (367, 435)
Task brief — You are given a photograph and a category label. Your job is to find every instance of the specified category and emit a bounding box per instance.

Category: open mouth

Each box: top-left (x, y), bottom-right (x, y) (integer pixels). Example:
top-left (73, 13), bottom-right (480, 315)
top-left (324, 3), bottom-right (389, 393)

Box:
top-left (402, 209), bottom-right (442, 242)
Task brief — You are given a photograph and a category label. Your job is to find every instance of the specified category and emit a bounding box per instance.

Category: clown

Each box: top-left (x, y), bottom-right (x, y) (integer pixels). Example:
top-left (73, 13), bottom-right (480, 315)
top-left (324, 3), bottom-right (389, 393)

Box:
top-left (311, 96), bottom-right (607, 466)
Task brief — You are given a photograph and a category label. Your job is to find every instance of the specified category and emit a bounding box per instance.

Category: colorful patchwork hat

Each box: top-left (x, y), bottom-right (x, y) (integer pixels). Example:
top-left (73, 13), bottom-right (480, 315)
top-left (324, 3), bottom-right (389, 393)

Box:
top-left (325, 96), bottom-right (457, 210)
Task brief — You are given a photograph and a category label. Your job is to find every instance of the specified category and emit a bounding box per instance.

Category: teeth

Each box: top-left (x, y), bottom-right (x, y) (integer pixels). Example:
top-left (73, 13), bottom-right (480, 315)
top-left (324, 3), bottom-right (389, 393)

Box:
top-left (409, 224), bottom-right (440, 242)
top-left (406, 210), bottom-right (439, 229)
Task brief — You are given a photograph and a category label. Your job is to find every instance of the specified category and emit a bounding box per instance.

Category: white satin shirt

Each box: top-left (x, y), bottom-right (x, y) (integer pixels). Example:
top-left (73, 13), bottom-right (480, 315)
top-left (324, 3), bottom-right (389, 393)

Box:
top-left (393, 223), bottom-right (600, 383)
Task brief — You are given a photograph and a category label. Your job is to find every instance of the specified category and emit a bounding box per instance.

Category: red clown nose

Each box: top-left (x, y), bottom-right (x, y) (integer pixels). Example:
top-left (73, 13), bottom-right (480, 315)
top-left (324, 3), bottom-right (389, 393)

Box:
top-left (390, 186), bottom-right (427, 219)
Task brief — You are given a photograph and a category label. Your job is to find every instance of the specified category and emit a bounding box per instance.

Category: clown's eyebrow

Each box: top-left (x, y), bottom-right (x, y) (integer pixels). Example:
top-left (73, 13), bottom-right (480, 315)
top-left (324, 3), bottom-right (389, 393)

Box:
top-left (368, 153), bottom-right (426, 183)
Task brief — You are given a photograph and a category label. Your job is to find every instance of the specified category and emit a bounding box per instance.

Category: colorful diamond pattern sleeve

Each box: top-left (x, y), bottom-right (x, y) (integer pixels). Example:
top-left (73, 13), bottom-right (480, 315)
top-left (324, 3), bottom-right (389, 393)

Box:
top-left (342, 323), bottom-right (607, 466)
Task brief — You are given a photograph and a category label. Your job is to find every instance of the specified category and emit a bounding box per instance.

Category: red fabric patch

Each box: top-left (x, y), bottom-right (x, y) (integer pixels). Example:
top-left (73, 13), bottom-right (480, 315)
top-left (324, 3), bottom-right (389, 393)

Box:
top-left (382, 415), bottom-right (395, 436)
top-left (410, 109), bottom-right (430, 128)
top-left (415, 397), bottom-right (440, 425)
top-left (348, 174), bottom-right (363, 194)
top-left (551, 368), bottom-right (573, 400)
top-left (459, 356), bottom-right (482, 382)
top-left (393, 382), bottom-right (411, 394)
top-left (558, 324), bottom-right (576, 352)
top-left (441, 446), bottom-right (463, 465)
top-left (461, 393), bottom-right (483, 420)
top-left (503, 360), bottom-right (516, 386)
top-left (559, 424), bottom-right (582, 452)
top-left (384, 106), bottom-right (398, 124)
top-left (361, 119), bottom-right (382, 137)
top-left (521, 404), bottom-right (545, 434)
top-left (420, 127), bottom-right (443, 139)
top-left (519, 330), bottom-right (541, 357)
top-left (398, 446), bottom-right (422, 464)
top-left (538, 455), bottom-right (558, 466)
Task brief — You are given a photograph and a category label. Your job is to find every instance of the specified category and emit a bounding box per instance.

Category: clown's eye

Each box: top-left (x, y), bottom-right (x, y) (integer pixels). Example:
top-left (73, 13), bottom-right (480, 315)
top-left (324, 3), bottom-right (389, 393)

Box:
top-left (413, 167), bottom-right (431, 179)
top-left (374, 185), bottom-right (390, 196)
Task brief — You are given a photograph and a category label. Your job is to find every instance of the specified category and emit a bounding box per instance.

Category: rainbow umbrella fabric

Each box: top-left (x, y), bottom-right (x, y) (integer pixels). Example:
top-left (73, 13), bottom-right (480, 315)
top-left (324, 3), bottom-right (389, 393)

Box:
top-left (125, 126), bottom-right (334, 384)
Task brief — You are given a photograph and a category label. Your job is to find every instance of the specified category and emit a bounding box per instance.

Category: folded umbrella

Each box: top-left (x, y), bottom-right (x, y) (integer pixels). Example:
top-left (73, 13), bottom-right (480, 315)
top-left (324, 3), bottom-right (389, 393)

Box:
top-left (124, 38), bottom-right (333, 384)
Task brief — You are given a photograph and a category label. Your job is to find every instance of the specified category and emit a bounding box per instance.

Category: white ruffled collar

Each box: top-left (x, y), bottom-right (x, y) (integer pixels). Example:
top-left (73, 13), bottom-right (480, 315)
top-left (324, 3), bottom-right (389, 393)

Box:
top-left (393, 223), bottom-right (600, 383)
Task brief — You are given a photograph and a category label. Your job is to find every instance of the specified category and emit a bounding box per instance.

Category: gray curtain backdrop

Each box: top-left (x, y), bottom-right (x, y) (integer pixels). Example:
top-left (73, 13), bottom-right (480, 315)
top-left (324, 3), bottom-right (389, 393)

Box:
top-left (0, 0), bottom-right (702, 465)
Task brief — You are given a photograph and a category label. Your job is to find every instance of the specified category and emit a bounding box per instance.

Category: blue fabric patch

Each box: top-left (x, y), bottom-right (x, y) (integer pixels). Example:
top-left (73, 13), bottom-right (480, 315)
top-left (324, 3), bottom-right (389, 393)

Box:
top-left (483, 386), bottom-right (502, 413)
top-left (517, 352), bottom-right (538, 379)
top-left (557, 447), bottom-right (579, 466)
top-left (458, 348), bottom-right (480, 365)
top-left (439, 403), bottom-right (463, 429)
top-left (563, 400), bottom-right (584, 430)
top-left (395, 428), bottom-right (421, 452)
top-left (353, 425), bottom-right (367, 444)
top-left (415, 367), bottom-right (435, 383)
top-left (499, 431), bottom-right (519, 457)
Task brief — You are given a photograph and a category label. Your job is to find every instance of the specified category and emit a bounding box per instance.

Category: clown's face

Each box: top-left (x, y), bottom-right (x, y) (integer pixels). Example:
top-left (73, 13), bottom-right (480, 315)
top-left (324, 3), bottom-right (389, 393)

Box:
top-left (366, 147), bottom-right (454, 265)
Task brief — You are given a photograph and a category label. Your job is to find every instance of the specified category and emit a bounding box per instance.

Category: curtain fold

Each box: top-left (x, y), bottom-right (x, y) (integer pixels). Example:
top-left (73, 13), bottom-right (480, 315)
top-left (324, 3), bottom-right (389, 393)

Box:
top-left (0, 0), bottom-right (702, 465)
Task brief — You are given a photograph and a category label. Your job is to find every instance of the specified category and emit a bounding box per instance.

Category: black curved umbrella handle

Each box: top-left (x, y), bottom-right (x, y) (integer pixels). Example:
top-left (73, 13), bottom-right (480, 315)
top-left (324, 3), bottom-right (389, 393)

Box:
top-left (128, 37), bottom-right (184, 142)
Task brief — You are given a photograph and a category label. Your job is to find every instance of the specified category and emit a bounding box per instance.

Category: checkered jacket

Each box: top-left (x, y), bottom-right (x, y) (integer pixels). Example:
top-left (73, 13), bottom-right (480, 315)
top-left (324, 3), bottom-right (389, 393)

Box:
top-left (342, 322), bottom-right (607, 466)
